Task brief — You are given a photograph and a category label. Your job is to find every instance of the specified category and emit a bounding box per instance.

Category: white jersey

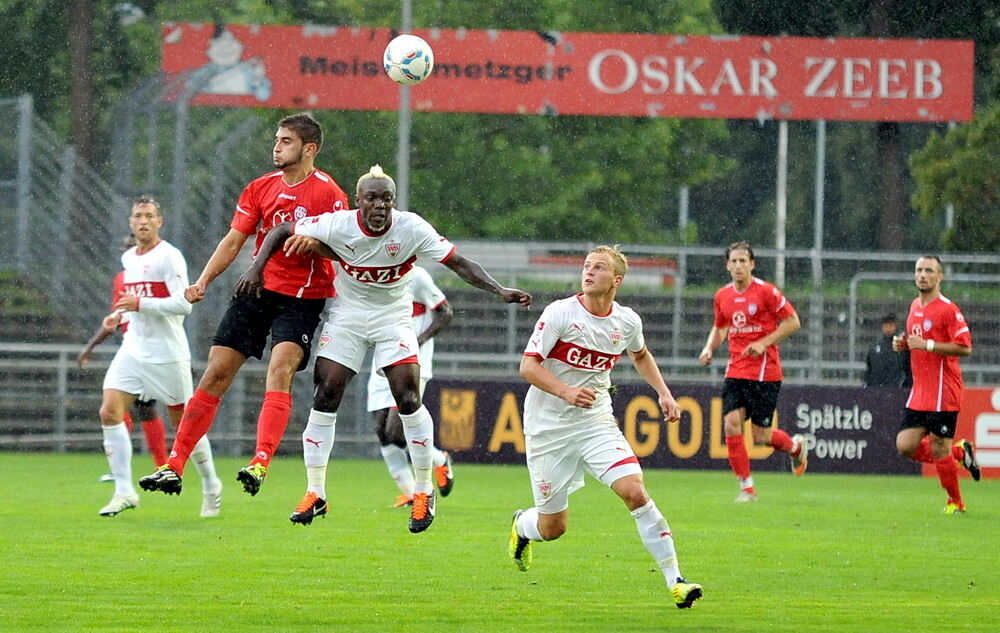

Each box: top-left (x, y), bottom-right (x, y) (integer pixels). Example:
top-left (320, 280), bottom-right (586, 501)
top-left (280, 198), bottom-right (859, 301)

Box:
top-left (522, 294), bottom-right (645, 435)
top-left (408, 265), bottom-right (448, 377)
top-left (118, 240), bottom-right (192, 363)
top-left (294, 209), bottom-right (455, 311)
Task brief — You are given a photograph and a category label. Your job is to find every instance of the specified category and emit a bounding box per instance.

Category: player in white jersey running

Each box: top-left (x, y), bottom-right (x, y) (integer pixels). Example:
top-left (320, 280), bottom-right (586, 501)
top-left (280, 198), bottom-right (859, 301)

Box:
top-left (367, 265), bottom-right (455, 507)
top-left (97, 196), bottom-right (222, 518)
top-left (507, 245), bottom-right (703, 609)
top-left (235, 164), bottom-right (531, 533)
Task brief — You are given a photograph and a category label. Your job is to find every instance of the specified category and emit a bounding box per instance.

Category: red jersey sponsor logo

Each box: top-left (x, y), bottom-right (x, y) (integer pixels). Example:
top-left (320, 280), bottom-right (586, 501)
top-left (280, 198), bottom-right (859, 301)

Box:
top-left (340, 259), bottom-right (415, 284)
top-left (122, 281), bottom-right (170, 298)
top-left (548, 339), bottom-right (621, 372)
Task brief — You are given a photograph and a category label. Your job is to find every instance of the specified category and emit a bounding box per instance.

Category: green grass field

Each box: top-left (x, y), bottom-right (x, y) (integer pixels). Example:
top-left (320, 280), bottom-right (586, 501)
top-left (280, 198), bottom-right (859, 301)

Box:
top-left (1, 452), bottom-right (997, 632)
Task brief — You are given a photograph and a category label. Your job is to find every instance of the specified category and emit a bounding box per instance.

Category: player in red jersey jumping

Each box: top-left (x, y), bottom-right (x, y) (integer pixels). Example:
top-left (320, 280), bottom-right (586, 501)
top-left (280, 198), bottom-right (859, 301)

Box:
top-left (699, 241), bottom-right (806, 502)
top-left (892, 255), bottom-right (980, 514)
top-left (140, 113), bottom-right (349, 498)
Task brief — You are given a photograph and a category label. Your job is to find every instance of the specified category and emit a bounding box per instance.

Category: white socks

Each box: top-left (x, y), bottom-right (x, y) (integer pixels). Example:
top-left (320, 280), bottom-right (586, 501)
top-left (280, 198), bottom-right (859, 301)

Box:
top-left (102, 422), bottom-right (135, 497)
top-left (303, 409), bottom-right (337, 497)
top-left (516, 507), bottom-right (544, 542)
top-left (380, 444), bottom-right (415, 496)
top-left (190, 435), bottom-right (220, 493)
top-left (631, 500), bottom-right (681, 588)
top-left (399, 406), bottom-right (434, 494)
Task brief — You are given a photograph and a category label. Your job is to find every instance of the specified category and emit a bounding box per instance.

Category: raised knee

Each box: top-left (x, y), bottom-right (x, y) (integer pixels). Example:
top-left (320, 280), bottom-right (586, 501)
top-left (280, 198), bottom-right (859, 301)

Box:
top-left (538, 523), bottom-right (566, 541)
top-left (395, 392), bottom-right (421, 415)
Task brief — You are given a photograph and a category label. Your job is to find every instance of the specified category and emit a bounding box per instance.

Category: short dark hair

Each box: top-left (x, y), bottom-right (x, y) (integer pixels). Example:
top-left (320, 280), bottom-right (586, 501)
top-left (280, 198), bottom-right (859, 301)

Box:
top-left (278, 113), bottom-right (323, 152)
top-left (132, 195), bottom-right (161, 214)
top-left (725, 241), bottom-right (754, 260)
top-left (880, 313), bottom-right (897, 325)
top-left (918, 254), bottom-right (943, 272)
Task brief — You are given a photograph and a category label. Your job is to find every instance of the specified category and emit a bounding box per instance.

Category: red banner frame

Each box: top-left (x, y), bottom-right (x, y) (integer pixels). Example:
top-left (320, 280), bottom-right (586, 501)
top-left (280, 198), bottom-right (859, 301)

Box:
top-left (162, 23), bottom-right (974, 122)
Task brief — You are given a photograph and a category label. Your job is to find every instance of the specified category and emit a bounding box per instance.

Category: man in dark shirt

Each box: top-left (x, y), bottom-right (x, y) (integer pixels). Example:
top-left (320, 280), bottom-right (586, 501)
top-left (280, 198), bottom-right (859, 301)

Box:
top-left (864, 314), bottom-right (911, 387)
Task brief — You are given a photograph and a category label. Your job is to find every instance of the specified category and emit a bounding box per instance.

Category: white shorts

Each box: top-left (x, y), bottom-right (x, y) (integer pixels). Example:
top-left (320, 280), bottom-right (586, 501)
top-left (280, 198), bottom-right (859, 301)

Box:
top-left (525, 419), bottom-right (642, 514)
top-left (367, 374), bottom-right (429, 412)
top-left (315, 301), bottom-right (419, 374)
top-left (102, 349), bottom-right (193, 407)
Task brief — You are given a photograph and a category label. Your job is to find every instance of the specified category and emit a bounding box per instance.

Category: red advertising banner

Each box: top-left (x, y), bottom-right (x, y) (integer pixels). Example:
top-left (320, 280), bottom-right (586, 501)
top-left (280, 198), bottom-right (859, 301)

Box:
top-left (921, 387), bottom-right (1000, 479)
top-left (162, 23), bottom-right (974, 122)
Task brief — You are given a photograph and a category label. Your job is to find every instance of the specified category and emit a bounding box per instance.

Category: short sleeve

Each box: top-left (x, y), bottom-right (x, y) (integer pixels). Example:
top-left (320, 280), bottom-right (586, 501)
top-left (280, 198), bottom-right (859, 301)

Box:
top-left (524, 303), bottom-right (563, 359)
top-left (626, 310), bottom-right (646, 353)
top-left (410, 267), bottom-right (446, 309)
top-left (411, 215), bottom-right (456, 262)
top-left (230, 184), bottom-right (260, 235)
top-left (950, 307), bottom-right (972, 347)
top-left (293, 213), bottom-right (335, 245)
top-left (713, 292), bottom-right (727, 328)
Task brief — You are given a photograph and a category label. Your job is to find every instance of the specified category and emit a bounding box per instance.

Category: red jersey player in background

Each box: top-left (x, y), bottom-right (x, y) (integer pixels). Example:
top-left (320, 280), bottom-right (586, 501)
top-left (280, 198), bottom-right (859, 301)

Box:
top-left (140, 113), bottom-right (349, 498)
top-left (698, 241), bottom-right (806, 502)
top-left (79, 234), bottom-right (169, 473)
top-left (892, 255), bottom-right (980, 514)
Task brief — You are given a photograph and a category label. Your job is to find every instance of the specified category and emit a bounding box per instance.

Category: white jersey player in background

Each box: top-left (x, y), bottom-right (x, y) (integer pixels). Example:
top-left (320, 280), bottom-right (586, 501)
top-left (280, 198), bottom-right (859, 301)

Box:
top-left (235, 165), bottom-right (531, 533)
top-left (97, 196), bottom-right (222, 518)
top-left (507, 245), bottom-right (703, 609)
top-left (367, 265), bottom-right (456, 507)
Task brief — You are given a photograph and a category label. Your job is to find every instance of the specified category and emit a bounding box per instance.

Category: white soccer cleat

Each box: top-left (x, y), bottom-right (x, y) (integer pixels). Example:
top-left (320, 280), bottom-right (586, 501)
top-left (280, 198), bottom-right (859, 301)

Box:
top-left (99, 493), bottom-right (140, 516)
top-left (200, 480), bottom-right (223, 518)
top-left (790, 434), bottom-right (809, 476)
top-left (734, 490), bottom-right (758, 503)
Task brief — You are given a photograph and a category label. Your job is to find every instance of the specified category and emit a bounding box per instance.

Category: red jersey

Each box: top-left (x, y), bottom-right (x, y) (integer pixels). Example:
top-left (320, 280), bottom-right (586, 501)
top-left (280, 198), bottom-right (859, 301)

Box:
top-left (111, 271), bottom-right (128, 333)
top-left (231, 169), bottom-right (348, 299)
top-left (905, 295), bottom-right (971, 412)
top-left (713, 277), bottom-right (796, 382)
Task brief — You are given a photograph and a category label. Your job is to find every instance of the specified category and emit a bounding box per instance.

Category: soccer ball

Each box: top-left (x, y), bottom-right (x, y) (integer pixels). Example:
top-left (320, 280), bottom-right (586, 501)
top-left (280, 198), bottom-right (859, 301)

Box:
top-left (383, 34), bottom-right (434, 85)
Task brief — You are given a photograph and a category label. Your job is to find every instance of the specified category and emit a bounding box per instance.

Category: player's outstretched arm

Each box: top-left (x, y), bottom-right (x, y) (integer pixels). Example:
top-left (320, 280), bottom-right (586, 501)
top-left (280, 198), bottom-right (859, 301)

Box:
top-left (186, 228), bottom-right (250, 303)
top-left (441, 253), bottom-right (531, 307)
top-left (234, 222), bottom-right (294, 299)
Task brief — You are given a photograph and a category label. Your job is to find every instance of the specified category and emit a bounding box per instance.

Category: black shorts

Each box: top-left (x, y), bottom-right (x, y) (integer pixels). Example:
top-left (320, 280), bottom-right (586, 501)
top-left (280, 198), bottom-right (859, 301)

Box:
top-left (722, 378), bottom-right (782, 427)
top-left (212, 289), bottom-right (327, 372)
top-left (899, 408), bottom-right (959, 439)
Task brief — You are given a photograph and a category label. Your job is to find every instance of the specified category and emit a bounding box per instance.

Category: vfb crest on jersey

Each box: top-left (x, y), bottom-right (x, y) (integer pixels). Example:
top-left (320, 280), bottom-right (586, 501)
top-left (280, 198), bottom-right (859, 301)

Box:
top-left (385, 240), bottom-right (401, 258)
top-left (608, 330), bottom-right (623, 345)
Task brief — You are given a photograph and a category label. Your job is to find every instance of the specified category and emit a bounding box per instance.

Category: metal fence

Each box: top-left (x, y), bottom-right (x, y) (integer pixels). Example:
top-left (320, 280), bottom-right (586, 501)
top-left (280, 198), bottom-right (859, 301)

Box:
top-left (1, 93), bottom-right (998, 454)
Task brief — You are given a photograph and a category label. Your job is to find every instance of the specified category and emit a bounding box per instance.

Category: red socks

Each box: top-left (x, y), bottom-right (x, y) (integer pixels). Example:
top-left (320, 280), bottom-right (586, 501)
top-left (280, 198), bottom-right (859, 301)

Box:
top-left (167, 389), bottom-right (221, 475)
top-left (248, 391), bottom-right (293, 468)
top-left (726, 435), bottom-right (751, 480)
top-left (935, 454), bottom-right (963, 507)
top-left (770, 428), bottom-right (796, 454)
top-left (910, 436), bottom-right (935, 464)
top-left (141, 418), bottom-right (168, 467)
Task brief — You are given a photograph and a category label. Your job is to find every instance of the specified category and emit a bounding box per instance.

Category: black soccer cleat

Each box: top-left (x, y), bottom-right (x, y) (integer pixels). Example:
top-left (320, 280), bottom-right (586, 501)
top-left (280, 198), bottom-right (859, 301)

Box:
top-left (434, 451), bottom-right (455, 497)
top-left (236, 463), bottom-right (267, 496)
top-left (408, 491), bottom-right (436, 533)
top-left (139, 466), bottom-right (182, 495)
top-left (289, 492), bottom-right (328, 526)
top-left (957, 439), bottom-right (981, 482)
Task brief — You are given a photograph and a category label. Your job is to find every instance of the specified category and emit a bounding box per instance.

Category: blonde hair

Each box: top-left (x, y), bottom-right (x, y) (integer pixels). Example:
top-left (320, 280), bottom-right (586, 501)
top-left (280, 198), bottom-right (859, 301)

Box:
top-left (356, 164), bottom-right (396, 195)
top-left (589, 244), bottom-right (628, 277)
